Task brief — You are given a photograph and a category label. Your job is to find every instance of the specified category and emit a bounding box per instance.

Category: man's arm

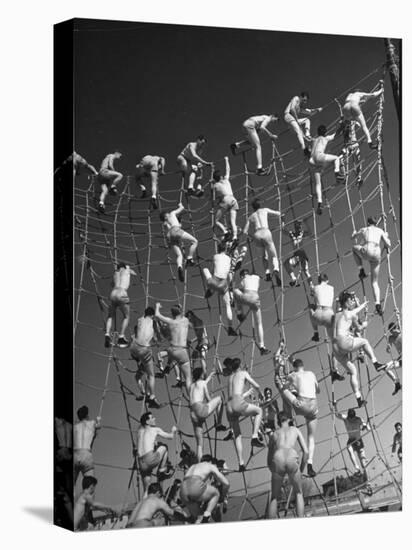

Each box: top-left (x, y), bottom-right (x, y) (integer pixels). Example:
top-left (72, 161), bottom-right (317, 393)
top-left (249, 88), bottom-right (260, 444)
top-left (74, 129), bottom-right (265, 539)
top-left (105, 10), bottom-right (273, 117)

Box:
top-left (188, 143), bottom-right (211, 165)
top-left (381, 231), bottom-right (391, 250)
top-left (211, 465), bottom-right (230, 489)
top-left (242, 216), bottom-right (251, 236)
top-left (260, 117), bottom-right (278, 140)
top-left (245, 372), bottom-right (262, 394)
top-left (92, 501), bottom-right (115, 513)
top-left (171, 202), bottom-right (185, 217)
top-left (159, 157), bottom-right (166, 175)
top-left (157, 499), bottom-right (175, 519)
top-left (224, 156), bottom-right (230, 179)
top-left (267, 208), bottom-right (282, 217)
top-left (154, 303), bottom-right (173, 325)
top-left (391, 434), bottom-right (398, 453)
top-left (94, 417), bottom-right (102, 431)
top-left (156, 426), bottom-right (178, 440)
top-left (107, 155), bottom-right (115, 170)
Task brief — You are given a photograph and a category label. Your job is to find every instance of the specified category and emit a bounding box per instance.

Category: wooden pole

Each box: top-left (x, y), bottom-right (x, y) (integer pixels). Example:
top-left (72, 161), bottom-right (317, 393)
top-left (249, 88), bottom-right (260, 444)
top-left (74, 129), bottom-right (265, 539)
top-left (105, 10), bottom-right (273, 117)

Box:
top-left (384, 38), bottom-right (400, 121)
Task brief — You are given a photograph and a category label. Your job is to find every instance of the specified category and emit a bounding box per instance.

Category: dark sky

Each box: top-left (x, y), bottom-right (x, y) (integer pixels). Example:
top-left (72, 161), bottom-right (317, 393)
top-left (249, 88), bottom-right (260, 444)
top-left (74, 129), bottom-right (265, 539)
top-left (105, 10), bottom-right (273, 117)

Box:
top-left (73, 19), bottom-right (401, 513)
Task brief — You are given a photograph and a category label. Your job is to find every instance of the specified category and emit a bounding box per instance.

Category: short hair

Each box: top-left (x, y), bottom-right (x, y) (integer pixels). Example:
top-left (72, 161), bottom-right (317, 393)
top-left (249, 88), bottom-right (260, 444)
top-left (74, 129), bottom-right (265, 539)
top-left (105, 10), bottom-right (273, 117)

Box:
top-left (140, 412), bottom-right (152, 426)
top-left (293, 358), bottom-right (303, 369)
top-left (300, 91), bottom-right (310, 99)
top-left (388, 321), bottom-right (397, 331)
top-left (317, 124), bottom-right (327, 136)
top-left (318, 273), bottom-right (329, 283)
top-left (239, 269), bottom-right (249, 278)
top-left (159, 211), bottom-right (166, 222)
top-left (294, 220), bottom-right (302, 230)
top-left (144, 306), bottom-right (155, 317)
top-left (212, 169), bottom-right (221, 182)
top-left (185, 310), bottom-right (193, 318)
top-left (252, 198), bottom-right (261, 211)
top-left (114, 150), bottom-right (122, 156)
top-left (223, 357), bottom-right (233, 367)
top-left (394, 422), bottom-right (402, 429)
top-left (196, 135), bottom-right (207, 142)
top-left (77, 406), bottom-right (89, 421)
top-left (201, 454), bottom-right (213, 463)
top-left (117, 262), bottom-right (127, 270)
top-left (277, 411), bottom-right (290, 426)
top-left (82, 476), bottom-right (97, 490)
top-left (148, 482), bottom-right (162, 496)
top-left (264, 387), bottom-right (272, 394)
top-left (367, 216), bottom-right (377, 226)
top-left (347, 408), bottom-right (356, 418)
top-left (231, 357), bottom-right (241, 371)
top-left (192, 367), bottom-right (204, 382)
top-left (171, 305), bottom-right (182, 318)
top-left (339, 291), bottom-right (354, 308)
top-left (217, 241), bottom-right (227, 253)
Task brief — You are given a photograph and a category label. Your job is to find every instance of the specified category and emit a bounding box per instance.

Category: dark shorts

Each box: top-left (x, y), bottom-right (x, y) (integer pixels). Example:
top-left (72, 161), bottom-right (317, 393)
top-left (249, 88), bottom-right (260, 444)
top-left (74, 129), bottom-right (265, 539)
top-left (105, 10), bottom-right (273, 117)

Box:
top-left (348, 438), bottom-right (364, 452)
top-left (138, 450), bottom-right (161, 475)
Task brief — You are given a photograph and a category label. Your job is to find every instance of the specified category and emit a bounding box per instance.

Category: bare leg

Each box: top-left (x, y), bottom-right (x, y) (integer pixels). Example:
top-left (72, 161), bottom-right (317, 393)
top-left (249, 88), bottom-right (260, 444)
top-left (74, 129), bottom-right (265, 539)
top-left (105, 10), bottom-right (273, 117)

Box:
top-left (200, 486), bottom-right (220, 519)
top-left (352, 245), bottom-right (364, 267)
top-left (193, 424), bottom-right (203, 462)
top-left (289, 471), bottom-right (304, 518)
top-left (118, 303), bottom-right (130, 337)
top-left (180, 361), bottom-right (192, 394)
top-left (99, 183), bottom-right (109, 205)
top-left (347, 445), bottom-right (360, 471)
top-left (287, 119), bottom-right (305, 150)
top-left (222, 290), bottom-right (233, 325)
top-left (284, 258), bottom-right (296, 282)
top-left (351, 337), bottom-right (377, 363)
top-left (355, 112), bottom-right (371, 143)
top-left (181, 231), bottom-right (198, 260)
top-left (171, 244), bottom-right (183, 269)
top-left (231, 418), bottom-right (244, 467)
top-left (370, 262), bottom-right (381, 304)
top-left (307, 418), bottom-right (317, 465)
top-left (268, 473), bottom-right (283, 519)
top-left (246, 128), bottom-right (263, 169)
top-left (253, 308), bottom-right (265, 348)
top-left (214, 208), bottom-right (228, 235)
top-left (343, 359), bottom-right (361, 397)
top-left (150, 172), bottom-right (159, 198)
top-left (229, 209), bottom-right (237, 238)
top-left (265, 239), bottom-right (279, 272)
top-left (146, 361), bottom-right (156, 397)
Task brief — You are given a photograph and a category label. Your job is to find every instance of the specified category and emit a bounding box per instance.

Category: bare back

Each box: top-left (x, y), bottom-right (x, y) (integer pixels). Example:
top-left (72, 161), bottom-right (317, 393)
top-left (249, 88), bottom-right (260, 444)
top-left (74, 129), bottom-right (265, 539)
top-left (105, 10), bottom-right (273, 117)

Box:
top-left (334, 310), bottom-right (356, 338)
top-left (313, 283), bottom-right (334, 307)
top-left (190, 380), bottom-right (207, 405)
top-left (74, 420), bottom-right (96, 450)
top-left (113, 267), bottom-right (131, 290)
top-left (164, 212), bottom-right (181, 230)
top-left (359, 226), bottom-right (387, 247)
top-left (131, 495), bottom-right (167, 522)
top-left (214, 178), bottom-right (233, 199)
top-left (249, 209), bottom-right (270, 231)
top-left (135, 316), bottom-right (154, 346)
top-left (272, 425), bottom-right (300, 450)
top-left (137, 426), bottom-right (159, 456)
top-left (228, 370), bottom-right (247, 397)
top-left (288, 370), bottom-right (317, 399)
top-left (168, 316), bottom-right (189, 347)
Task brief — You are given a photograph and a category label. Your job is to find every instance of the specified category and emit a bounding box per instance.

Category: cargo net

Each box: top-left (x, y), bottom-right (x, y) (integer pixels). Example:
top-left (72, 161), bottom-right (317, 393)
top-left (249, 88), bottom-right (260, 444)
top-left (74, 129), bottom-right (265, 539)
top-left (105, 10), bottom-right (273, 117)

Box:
top-left (73, 66), bottom-right (401, 528)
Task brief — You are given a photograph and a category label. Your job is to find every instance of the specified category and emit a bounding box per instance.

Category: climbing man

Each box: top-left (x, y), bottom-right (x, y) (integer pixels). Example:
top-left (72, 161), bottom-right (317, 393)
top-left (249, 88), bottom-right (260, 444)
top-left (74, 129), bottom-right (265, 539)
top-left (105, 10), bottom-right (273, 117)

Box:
top-left (352, 215), bottom-right (391, 316)
top-left (160, 202), bottom-right (198, 282)
top-left (74, 476), bottom-right (116, 531)
top-left (230, 114), bottom-right (278, 175)
top-left (340, 119), bottom-right (363, 186)
top-left (74, 406), bottom-right (101, 483)
top-left (387, 321), bottom-right (402, 364)
top-left (342, 83), bottom-right (384, 149)
top-left (275, 358), bottom-right (319, 477)
top-left (391, 422), bottom-right (402, 463)
top-left (177, 135), bottom-right (213, 196)
top-left (135, 154), bottom-right (166, 209)
top-left (127, 482), bottom-right (175, 528)
top-left (130, 306), bottom-right (161, 409)
top-left (284, 92), bottom-right (323, 157)
top-left (309, 124), bottom-right (345, 215)
top-left (233, 268), bottom-right (271, 355)
top-left (334, 407), bottom-right (370, 477)
top-left (97, 151), bottom-right (123, 213)
top-left (105, 262), bottom-right (136, 348)
top-left (185, 310), bottom-right (209, 376)
top-left (202, 242), bottom-right (236, 336)
top-left (190, 368), bottom-right (227, 461)
top-left (283, 219), bottom-right (314, 289)
top-left (154, 302), bottom-right (193, 393)
top-left (332, 292), bottom-right (387, 407)
top-left (226, 357), bottom-right (264, 471)
top-left (57, 151), bottom-right (98, 178)
top-left (211, 156), bottom-right (239, 246)
top-left (243, 197), bottom-right (282, 285)
top-left (267, 411), bottom-right (309, 518)
top-left (180, 454), bottom-right (230, 524)
top-left (137, 411), bottom-right (176, 496)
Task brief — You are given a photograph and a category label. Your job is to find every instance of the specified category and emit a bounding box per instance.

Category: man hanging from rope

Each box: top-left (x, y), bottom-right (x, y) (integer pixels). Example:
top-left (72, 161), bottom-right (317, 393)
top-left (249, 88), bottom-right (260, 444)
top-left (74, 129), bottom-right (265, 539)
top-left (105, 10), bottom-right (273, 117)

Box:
top-left (185, 310), bottom-right (209, 376)
top-left (342, 82), bottom-right (384, 149)
top-left (127, 482), bottom-right (176, 528)
top-left (180, 454), bottom-right (229, 523)
top-left (177, 135), bottom-right (213, 197)
top-left (230, 114), bottom-right (279, 175)
top-left (282, 219), bottom-right (314, 289)
top-left (189, 368), bottom-right (227, 461)
top-left (202, 242), bottom-right (237, 336)
top-left (233, 268), bottom-right (271, 355)
top-left (154, 302), bottom-right (193, 393)
top-left (267, 411), bottom-right (309, 518)
top-left (105, 262), bottom-right (136, 348)
top-left (211, 156), bottom-right (239, 247)
top-left (332, 292), bottom-right (388, 407)
top-left (283, 91), bottom-right (323, 157)
top-left (387, 321), bottom-right (402, 365)
top-left (243, 198), bottom-right (282, 284)
top-left (391, 422), bottom-right (402, 463)
top-left (135, 154), bottom-right (166, 209)
top-left (130, 306), bottom-right (161, 409)
top-left (340, 119), bottom-right (363, 186)
top-left (97, 151), bottom-right (123, 213)
top-left (74, 406), bottom-right (101, 483)
top-left (260, 387), bottom-right (279, 433)
top-left (351, 215), bottom-right (391, 316)
top-left (137, 411), bottom-right (176, 496)
top-left (74, 476), bottom-right (116, 531)
top-left (226, 357), bottom-right (264, 472)
top-left (309, 124), bottom-right (345, 215)
top-left (334, 407), bottom-right (371, 478)
top-left (160, 202), bottom-right (198, 282)
top-left (273, 340), bottom-right (293, 418)
top-left (57, 151), bottom-right (98, 178)
top-left (275, 358), bottom-right (319, 477)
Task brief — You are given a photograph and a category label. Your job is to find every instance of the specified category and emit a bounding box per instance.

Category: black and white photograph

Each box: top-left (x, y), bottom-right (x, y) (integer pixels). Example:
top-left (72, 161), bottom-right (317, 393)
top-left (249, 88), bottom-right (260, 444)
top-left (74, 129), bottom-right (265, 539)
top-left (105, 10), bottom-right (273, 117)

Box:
top-left (52, 17), bottom-right (402, 532)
